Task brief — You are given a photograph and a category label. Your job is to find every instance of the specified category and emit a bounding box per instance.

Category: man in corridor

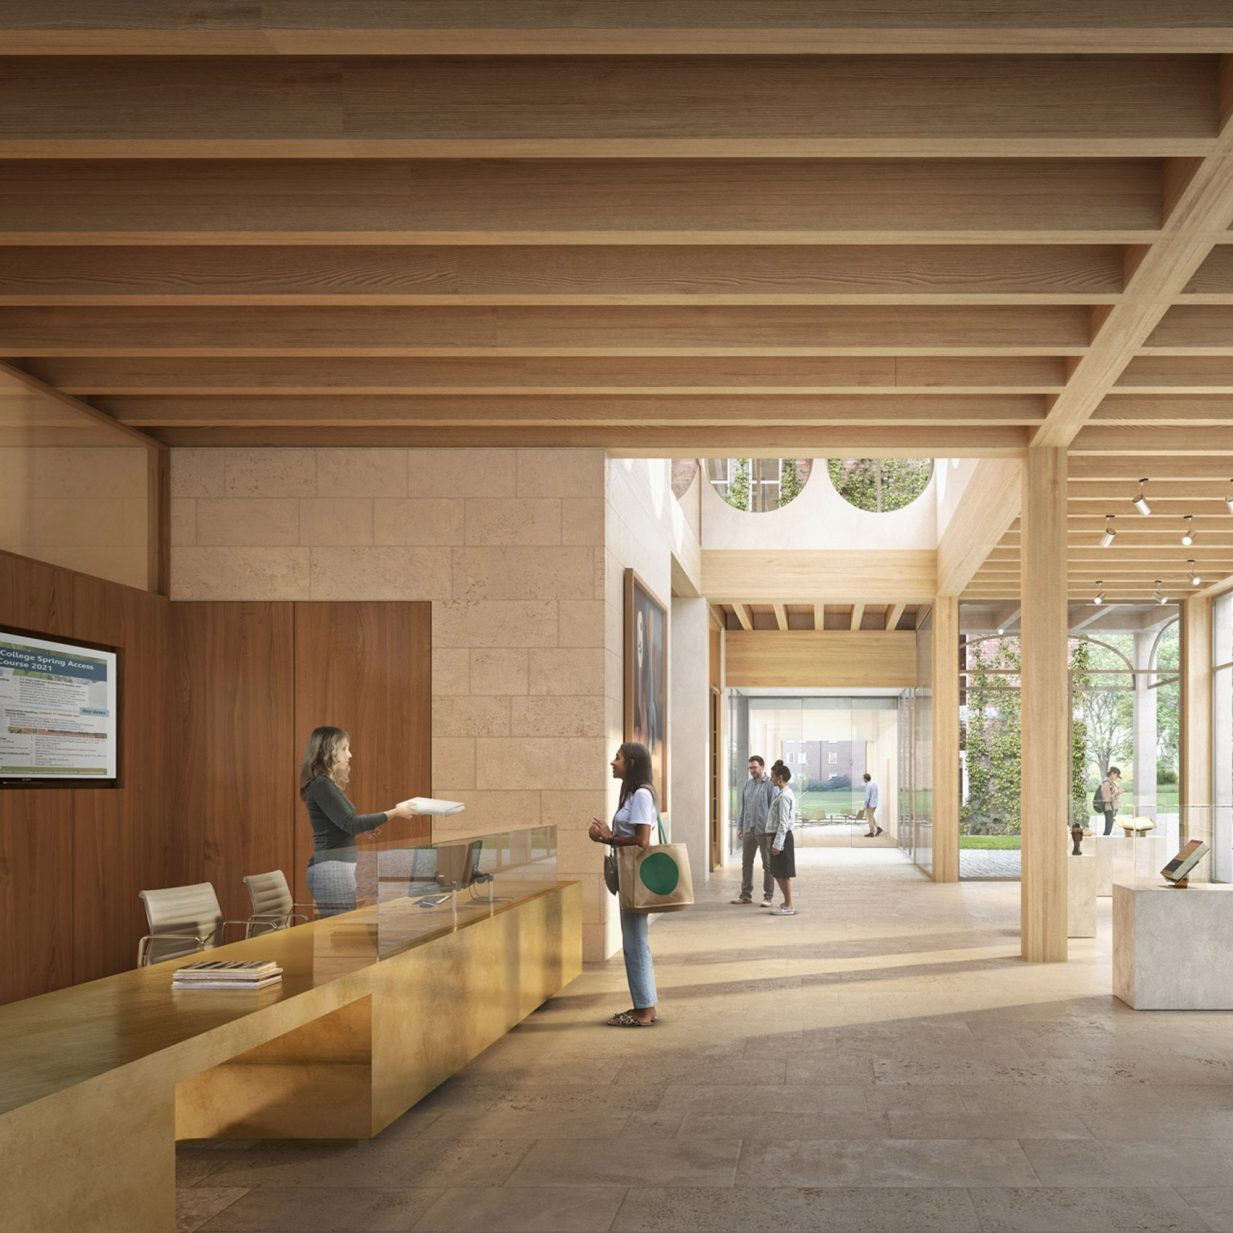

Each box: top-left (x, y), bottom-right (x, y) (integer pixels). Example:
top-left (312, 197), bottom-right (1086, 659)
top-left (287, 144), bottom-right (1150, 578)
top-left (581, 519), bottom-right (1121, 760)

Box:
top-left (732, 755), bottom-right (775, 904)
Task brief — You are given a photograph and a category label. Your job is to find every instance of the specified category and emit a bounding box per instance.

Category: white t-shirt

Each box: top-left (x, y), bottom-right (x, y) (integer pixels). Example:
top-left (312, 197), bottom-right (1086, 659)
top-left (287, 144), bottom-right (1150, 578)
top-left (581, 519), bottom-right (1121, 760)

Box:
top-left (612, 786), bottom-right (656, 839)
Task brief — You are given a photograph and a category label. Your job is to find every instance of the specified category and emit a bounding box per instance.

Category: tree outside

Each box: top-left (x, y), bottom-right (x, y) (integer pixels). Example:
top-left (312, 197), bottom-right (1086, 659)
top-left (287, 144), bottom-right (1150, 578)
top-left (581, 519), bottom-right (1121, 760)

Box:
top-left (828, 458), bottom-right (933, 513)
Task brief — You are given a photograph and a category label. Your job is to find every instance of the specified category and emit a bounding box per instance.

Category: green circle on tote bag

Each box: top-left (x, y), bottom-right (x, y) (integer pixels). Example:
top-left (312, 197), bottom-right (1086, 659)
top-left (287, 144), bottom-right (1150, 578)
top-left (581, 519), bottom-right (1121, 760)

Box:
top-left (638, 852), bottom-right (680, 896)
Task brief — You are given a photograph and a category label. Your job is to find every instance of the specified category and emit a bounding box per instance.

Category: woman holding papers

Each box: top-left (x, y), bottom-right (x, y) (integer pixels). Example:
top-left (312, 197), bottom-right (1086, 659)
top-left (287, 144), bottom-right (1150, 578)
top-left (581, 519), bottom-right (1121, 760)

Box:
top-left (299, 726), bottom-right (419, 917)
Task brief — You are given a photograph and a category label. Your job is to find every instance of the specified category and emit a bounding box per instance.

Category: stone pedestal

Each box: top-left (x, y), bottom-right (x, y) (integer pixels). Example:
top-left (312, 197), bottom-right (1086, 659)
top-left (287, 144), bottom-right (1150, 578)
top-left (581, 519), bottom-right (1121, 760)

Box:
top-left (1092, 834), bottom-right (1169, 896)
top-left (1066, 852), bottom-right (1098, 937)
top-left (1113, 882), bottom-right (1233, 1009)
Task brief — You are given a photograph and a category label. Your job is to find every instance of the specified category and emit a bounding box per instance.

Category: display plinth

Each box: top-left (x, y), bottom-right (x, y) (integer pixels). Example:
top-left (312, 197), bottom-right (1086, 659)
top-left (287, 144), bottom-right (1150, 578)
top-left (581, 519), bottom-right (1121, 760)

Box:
top-left (1067, 852), bottom-right (1098, 938)
top-left (1092, 833), bottom-right (1169, 897)
top-left (1112, 882), bottom-right (1233, 1009)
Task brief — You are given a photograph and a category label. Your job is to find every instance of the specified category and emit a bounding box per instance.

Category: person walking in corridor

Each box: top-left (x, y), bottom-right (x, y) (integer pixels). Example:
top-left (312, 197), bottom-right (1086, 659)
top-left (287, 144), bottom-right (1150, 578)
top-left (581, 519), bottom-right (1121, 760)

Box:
top-left (768, 764), bottom-right (797, 916)
top-left (731, 755), bottom-right (775, 905)
top-left (862, 772), bottom-right (882, 837)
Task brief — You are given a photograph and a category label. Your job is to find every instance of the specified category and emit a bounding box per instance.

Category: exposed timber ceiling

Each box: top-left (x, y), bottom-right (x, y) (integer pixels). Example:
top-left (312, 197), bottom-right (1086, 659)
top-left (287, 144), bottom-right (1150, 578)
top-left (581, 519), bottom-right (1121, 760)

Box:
top-left (5, 3), bottom-right (1233, 601)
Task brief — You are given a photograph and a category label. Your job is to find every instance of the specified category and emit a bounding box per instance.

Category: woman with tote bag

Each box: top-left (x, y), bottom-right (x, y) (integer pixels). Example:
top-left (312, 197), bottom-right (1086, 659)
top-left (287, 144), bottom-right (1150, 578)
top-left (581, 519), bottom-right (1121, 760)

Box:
top-left (588, 742), bottom-right (659, 1027)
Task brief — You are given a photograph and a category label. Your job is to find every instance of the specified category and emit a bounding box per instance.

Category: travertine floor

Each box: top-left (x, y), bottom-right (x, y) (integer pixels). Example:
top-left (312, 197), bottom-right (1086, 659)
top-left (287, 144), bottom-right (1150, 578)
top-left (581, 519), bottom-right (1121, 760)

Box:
top-left (177, 847), bottom-right (1233, 1233)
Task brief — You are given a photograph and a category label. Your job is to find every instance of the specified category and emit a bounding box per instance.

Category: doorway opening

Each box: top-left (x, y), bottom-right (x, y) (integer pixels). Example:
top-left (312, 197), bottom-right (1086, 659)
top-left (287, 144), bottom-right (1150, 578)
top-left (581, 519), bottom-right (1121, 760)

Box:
top-left (726, 690), bottom-right (913, 858)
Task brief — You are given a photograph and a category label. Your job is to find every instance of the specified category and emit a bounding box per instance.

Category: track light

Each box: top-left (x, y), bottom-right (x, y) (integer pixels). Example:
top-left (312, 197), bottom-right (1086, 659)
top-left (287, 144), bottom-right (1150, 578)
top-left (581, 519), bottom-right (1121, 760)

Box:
top-left (1154, 581), bottom-right (1168, 606)
top-left (996, 627), bottom-right (1005, 635)
top-left (1188, 560), bottom-right (1202, 586)
top-left (1093, 581), bottom-right (1104, 606)
top-left (1133, 478), bottom-right (1151, 516)
top-left (1100, 515), bottom-right (1116, 548)
top-left (1181, 515), bottom-right (1196, 547)
top-left (1227, 480), bottom-right (1233, 516)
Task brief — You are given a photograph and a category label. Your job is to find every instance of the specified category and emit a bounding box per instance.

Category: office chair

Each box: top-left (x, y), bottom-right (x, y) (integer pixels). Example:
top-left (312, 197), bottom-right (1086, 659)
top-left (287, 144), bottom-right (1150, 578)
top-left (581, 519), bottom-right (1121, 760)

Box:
top-left (137, 882), bottom-right (231, 966)
top-left (241, 870), bottom-right (311, 938)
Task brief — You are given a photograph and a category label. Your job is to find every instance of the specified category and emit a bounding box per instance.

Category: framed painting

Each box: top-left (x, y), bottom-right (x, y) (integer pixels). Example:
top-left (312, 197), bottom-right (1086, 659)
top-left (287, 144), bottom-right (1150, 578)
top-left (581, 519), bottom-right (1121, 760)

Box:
top-left (624, 568), bottom-right (668, 811)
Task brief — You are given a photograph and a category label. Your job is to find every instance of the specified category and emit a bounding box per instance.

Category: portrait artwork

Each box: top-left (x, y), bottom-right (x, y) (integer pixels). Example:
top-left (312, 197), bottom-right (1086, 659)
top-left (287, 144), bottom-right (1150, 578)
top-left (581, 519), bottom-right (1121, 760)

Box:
top-left (624, 569), bottom-right (668, 810)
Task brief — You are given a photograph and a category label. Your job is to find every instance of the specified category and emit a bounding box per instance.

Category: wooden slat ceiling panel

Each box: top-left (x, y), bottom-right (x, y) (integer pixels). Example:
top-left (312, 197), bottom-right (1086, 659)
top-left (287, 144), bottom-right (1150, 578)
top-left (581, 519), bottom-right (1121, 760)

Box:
top-left (0, 6), bottom-right (1232, 596)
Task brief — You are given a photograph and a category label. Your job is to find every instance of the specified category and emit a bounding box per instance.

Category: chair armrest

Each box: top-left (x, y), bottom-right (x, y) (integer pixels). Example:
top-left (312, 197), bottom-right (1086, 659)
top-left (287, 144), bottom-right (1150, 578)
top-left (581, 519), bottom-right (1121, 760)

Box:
top-left (136, 932), bottom-right (208, 967)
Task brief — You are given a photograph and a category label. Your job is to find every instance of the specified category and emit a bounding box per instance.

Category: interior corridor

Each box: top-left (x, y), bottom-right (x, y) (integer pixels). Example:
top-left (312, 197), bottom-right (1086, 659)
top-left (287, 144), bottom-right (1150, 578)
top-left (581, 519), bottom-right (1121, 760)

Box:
top-left (177, 847), bottom-right (1233, 1233)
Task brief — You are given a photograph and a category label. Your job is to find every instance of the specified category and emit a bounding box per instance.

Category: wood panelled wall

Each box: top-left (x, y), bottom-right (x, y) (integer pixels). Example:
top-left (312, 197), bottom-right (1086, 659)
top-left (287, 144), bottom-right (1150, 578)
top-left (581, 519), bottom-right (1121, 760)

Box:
top-left (172, 601), bottom-right (433, 929)
top-left (291, 603), bottom-right (432, 907)
top-left (1, 551), bottom-right (433, 1005)
top-left (0, 549), bottom-right (171, 1002)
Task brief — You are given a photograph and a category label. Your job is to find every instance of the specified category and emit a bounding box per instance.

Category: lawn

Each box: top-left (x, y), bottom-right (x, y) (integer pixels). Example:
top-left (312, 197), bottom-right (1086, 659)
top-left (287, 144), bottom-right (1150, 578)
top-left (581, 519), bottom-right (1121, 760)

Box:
top-left (959, 835), bottom-right (1022, 850)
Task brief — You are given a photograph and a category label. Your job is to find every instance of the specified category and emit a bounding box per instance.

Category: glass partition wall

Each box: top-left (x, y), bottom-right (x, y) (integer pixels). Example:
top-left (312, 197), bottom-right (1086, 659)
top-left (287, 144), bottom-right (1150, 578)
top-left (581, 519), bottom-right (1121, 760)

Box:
top-left (957, 605), bottom-right (1181, 880)
top-left (727, 694), bottom-right (901, 853)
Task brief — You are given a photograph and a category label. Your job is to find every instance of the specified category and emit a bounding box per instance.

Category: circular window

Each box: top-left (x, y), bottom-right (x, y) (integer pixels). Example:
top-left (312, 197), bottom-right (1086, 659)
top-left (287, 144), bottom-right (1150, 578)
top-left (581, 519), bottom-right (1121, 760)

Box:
top-left (827, 459), bottom-right (933, 513)
top-left (705, 459), bottom-right (811, 513)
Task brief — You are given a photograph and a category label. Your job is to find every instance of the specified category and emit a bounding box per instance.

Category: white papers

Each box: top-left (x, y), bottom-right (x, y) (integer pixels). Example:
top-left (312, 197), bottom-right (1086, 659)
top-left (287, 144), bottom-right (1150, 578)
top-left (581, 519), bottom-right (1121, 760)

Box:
top-left (405, 796), bottom-right (466, 816)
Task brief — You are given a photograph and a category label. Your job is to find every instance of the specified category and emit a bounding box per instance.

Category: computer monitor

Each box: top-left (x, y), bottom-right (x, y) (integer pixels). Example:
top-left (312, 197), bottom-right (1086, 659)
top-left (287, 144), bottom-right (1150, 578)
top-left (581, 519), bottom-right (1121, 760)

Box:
top-left (434, 839), bottom-right (483, 891)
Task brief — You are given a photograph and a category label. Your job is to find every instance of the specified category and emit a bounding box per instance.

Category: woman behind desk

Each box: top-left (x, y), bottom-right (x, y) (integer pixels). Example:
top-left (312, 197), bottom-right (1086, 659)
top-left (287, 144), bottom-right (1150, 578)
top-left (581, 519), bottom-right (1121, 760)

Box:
top-left (299, 726), bottom-right (418, 917)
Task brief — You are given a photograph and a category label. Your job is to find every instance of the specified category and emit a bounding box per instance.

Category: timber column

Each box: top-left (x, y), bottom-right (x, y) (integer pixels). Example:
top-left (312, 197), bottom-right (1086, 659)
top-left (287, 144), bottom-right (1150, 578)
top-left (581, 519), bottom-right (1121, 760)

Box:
top-left (1020, 448), bottom-right (1068, 961)
top-left (1180, 596), bottom-right (1212, 852)
top-left (931, 595), bottom-right (960, 883)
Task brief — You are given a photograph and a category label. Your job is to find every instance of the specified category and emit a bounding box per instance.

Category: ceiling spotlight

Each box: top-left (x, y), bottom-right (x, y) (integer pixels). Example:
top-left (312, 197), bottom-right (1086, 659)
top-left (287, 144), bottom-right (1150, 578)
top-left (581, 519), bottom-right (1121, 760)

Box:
top-left (997, 627), bottom-right (1005, 635)
top-left (1133, 478), bottom-right (1151, 516)
top-left (1100, 515), bottom-right (1116, 548)
top-left (1093, 581), bottom-right (1104, 606)
top-left (1154, 581), bottom-right (1168, 606)
top-left (1181, 515), bottom-right (1196, 547)
top-left (1188, 561), bottom-right (1202, 586)
top-left (1226, 480), bottom-right (1233, 516)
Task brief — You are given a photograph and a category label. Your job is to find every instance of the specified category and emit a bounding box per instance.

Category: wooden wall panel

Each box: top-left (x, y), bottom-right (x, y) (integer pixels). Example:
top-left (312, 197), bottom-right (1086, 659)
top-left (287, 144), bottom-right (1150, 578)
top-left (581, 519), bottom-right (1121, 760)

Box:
top-left (724, 630), bottom-right (916, 689)
top-left (292, 603), bottom-right (432, 906)
top-left (0, 549), bottom-right (168, 1002)
top-left (70, 572), bottom-right (173, 984)
top-left (170, 603), bottom-right (296, 928)
top-left (0, 553), bottom-right (75, 1000)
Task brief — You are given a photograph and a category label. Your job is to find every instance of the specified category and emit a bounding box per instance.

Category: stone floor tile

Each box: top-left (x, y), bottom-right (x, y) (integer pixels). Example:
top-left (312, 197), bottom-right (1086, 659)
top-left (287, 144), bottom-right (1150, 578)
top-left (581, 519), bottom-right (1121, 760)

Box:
top-left (177, 1188), bottom-right (248, 1233)
top-left (1022, 1138), bottom-right (1233, 1188)
top-left (177, 1149), bottom-right (233, 1187)
top-left (612, 1185), bottom-right (982, 1233)
top-left (412, 1185), bottom-right (627, 1233)
top-left (967, 1187), bottom-right (1209, 1232)
top-left (508, 1139), bottom-right (741, 1188)
top-left (196, 1185), bottom-right (441, 1231)
top-left (1179, 1187), bottom-right (1233, 1233)
top-left (203, 1138), bottom-right (532, 1189)
top-left (657, 1082), bottom-right (869, 1115)
top-left (735, 1138), bottom-right (1039, 1188)
top-left (887, 1108), bottom-right (1092, 1139)
top-left (679, 1110), bottom-right (892, 1140)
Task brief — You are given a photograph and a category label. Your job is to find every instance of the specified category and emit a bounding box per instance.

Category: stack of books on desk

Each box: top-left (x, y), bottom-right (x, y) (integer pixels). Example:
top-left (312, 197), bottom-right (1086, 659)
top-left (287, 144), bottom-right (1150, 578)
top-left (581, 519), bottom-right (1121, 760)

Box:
top-left (171, 959), bottom-right (283, 990)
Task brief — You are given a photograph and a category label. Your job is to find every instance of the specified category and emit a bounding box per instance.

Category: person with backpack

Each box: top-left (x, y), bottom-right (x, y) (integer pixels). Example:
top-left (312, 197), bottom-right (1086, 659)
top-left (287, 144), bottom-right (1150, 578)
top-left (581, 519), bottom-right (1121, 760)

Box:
top-left (1095, 766), bottom-right (1123, 836)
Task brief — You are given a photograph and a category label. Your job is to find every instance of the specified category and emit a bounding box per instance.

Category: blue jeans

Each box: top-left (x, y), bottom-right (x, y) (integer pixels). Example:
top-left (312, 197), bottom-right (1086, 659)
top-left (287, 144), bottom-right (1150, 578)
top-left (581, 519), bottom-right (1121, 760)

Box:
top-left (620, 907), bottom-right (658, 1010)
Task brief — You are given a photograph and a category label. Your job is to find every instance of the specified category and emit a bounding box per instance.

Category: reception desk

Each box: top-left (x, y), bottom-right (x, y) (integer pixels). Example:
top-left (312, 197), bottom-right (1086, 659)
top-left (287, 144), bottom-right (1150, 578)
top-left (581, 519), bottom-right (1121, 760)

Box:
top-left (0, 827), bottom-right (580, 1233)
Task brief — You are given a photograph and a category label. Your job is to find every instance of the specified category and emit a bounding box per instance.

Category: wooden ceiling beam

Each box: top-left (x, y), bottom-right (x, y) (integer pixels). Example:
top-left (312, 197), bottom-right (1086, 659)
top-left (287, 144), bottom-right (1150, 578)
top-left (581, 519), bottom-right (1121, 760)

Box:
top-left (0, 160), bottom-right (1164, 245)
top-left (1116, 356), bottom-right (1233, 391)
top-left (733, 603), bottom-right (753, 632)
top-left (0, 305), bottom-right (1091, 357)
top-left (126, 422), bottom-right (1029, 456)
top-left (0, 244), bottom-right (1127, 306)
top-left (885, 603), bottom-right (906, 631)
top-left (772, 603), bottom-right (789, 631)
top-left (1091, 394), bottom-right (1233, 423)
top-left (23, 356), bottom-right (1069, 397)
top-left (91, 394), bottom-right (1046, 428)
top-left (936, 457), bottom-right (1022, 595)
top-left (1071, 426), bottom-right (1233, 453)
top-left (0, 56), bottom-right (1216, 160)
top-left (1070, 456), bottom-right (1233, 478)
top-left (1032, 102), bottom-right (1233, 448)
top-left (5, 2), bottom-right (1233, 56)
top-left (850, 603), bottom-right (865, 632)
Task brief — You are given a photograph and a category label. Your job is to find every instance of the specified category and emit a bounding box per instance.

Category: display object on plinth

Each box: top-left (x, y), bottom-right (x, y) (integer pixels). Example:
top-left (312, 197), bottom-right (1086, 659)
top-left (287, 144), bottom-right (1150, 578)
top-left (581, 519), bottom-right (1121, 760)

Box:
top-left (1161, 840), bottom-right (1211, 888)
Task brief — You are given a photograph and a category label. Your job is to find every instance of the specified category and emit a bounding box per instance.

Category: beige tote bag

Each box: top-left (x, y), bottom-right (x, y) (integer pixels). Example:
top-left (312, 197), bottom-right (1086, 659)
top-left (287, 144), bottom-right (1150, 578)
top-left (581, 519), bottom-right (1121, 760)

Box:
top-left (617, 814), bottom-right (694, 913)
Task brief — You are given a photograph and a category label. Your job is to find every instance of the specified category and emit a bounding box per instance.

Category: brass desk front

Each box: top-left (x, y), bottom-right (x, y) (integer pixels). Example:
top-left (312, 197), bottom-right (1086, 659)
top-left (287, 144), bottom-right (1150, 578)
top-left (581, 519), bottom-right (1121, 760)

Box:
top-left (0, 879), bottom-right (581, 1233)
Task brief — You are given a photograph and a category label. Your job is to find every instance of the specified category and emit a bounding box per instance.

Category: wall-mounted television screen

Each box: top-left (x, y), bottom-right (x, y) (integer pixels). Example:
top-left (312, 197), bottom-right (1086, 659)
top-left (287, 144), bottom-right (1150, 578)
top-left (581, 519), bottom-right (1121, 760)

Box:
top-left (0, 627), bottom-right (118, 786)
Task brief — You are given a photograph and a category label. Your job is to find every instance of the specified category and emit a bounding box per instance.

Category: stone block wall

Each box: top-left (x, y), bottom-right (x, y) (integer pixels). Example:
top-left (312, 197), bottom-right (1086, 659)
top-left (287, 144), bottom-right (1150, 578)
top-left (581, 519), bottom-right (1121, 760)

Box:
top-left (170, 446), bottom-right (612, 957)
